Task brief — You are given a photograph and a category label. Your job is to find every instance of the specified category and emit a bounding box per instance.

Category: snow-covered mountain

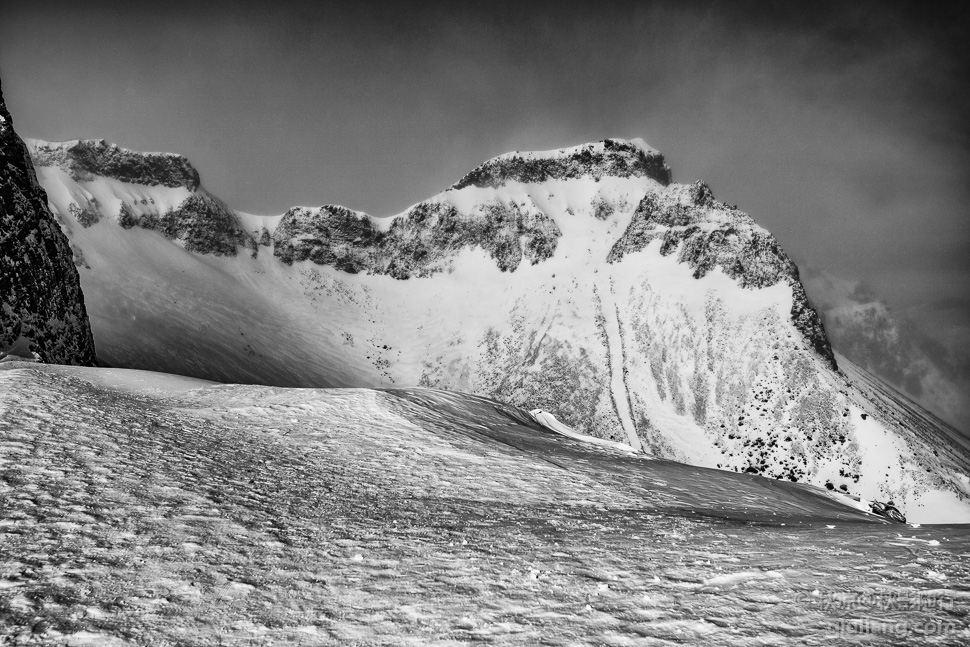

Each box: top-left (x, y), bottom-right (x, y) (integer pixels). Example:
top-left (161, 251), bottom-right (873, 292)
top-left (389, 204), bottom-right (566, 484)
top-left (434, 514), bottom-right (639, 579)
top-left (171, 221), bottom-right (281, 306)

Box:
top-left (802, 268), bottom-right (970, 436)
top-left (0, 82), bottom-right (94, 365)
top-left (27, 136), bottom-right (970, 522)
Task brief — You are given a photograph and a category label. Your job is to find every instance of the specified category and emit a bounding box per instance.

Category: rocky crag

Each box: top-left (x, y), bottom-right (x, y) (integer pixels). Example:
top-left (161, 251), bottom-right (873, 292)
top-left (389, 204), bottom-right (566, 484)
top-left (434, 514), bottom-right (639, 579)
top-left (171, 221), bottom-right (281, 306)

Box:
top-left (29, 139), bottom-right (200, 190)
top-left (0, 78), bottom-right (95, 364)
top-left (451, 137), bottom-right (673, 189)
top-left (604, 180), bottom-right (835, 369)
top-left (272, 200), bottom-right (560, 278)
top-left (29, 139), bottom-right (249, 257)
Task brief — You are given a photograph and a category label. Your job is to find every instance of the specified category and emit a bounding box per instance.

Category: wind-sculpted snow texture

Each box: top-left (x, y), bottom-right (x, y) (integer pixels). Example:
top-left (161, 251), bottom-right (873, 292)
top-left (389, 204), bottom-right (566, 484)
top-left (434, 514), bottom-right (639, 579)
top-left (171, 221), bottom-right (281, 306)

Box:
top-left (29, 136), bottom-right (970, 521)
top-left (0, 79), bottom-right (95, 364)
top-left (4, 363), bottom-right (970, 646)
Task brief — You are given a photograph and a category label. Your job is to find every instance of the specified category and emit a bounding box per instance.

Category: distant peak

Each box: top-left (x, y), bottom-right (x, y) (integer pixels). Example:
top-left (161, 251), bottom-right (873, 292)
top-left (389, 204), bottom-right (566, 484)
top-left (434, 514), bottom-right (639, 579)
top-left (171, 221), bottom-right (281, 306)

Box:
top-left (451, 138), bottom-right (672, 190)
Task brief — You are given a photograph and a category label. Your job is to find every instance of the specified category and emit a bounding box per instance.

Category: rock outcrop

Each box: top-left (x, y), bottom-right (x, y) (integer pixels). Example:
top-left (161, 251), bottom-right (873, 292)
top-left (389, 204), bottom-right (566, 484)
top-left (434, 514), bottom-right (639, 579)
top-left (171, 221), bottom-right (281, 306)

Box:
top-left (272, 199), bottom-right (560, 277)
top-left (0, 78), bottom-right (95, 364)
top-left (118, 193), bottom-right (249, 257)
top-left (607, 180), bottom-right (836, 369)
top-left (29, 139), bottom-right (248, 257)
top-left (30, 139), bottom-right (199, 190)
top-left (452, 138), bottom-right (672, 190)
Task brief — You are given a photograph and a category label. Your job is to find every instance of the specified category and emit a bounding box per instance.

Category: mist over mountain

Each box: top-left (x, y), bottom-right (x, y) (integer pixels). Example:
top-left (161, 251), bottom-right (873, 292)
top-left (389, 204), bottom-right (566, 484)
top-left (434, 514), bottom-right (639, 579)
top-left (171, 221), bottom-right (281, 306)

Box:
top-left (802, 267), bottom-right (970, 435)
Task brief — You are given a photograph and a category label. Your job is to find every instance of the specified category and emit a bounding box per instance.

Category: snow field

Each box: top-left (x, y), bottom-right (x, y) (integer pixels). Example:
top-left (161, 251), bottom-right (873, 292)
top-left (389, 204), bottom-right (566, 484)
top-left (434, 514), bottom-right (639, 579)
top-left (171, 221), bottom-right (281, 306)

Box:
top-left (2, 363), bottom-right (969, 645)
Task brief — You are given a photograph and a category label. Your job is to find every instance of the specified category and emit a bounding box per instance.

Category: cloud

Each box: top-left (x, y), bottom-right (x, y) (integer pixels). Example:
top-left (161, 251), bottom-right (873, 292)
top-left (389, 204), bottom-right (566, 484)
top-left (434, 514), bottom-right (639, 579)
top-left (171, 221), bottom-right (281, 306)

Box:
top-left (1, 0), bottom-right (967, 324)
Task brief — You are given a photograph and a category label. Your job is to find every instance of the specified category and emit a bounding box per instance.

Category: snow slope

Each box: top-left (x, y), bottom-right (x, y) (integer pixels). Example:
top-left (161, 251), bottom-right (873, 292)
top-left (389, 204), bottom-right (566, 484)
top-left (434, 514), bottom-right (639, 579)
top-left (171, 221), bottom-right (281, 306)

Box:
top-left (27, 137), bottom-right (970, 522)
top-left (2, 362), bottom-right (968, 645)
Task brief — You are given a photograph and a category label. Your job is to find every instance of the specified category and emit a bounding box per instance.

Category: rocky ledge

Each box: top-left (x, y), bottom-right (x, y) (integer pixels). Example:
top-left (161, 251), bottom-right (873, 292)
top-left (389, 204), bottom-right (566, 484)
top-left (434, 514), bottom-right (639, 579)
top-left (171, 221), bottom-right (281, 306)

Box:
top-left (118, 193), bottom-right (251, 257)
top-left (30, 139), bottom-right (200, 190)
top-left (273, 199), bottom-right (561, 278)
top-left (452, 138), bottom-right (672, 190)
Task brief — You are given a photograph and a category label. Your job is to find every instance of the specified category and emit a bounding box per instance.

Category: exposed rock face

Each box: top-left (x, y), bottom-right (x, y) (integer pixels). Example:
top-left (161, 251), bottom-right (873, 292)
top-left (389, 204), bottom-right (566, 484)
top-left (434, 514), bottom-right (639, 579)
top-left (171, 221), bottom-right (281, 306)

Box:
top-left (29, 140), bottom-right (249, 257)
top-left (453, 138), bottom-right (672, 190)
top-left (30, 139), bottom-right (199, 190)
top-left (118, 193), bottom-right (249, 257)
top-left (273, 199), bottom-right (560, 277)
top-left (608, 181), bottom-right (836, 369)
top-left (0, 79), bottom-right (95, 364)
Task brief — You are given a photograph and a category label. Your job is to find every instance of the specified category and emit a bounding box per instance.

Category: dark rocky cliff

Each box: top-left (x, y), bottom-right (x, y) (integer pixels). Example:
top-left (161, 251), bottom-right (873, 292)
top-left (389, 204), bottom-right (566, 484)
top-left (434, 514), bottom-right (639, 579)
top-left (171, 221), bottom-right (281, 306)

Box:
top-left (0, 78), bottom-right (96, 364)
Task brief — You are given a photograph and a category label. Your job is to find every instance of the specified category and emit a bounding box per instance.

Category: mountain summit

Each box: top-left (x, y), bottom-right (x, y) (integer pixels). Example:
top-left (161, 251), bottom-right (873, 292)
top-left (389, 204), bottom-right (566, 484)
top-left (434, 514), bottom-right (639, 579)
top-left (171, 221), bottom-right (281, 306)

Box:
top-left (27, 136), bottom-right (970, 521)
top-left (451, 138), bottom-right (672, 189)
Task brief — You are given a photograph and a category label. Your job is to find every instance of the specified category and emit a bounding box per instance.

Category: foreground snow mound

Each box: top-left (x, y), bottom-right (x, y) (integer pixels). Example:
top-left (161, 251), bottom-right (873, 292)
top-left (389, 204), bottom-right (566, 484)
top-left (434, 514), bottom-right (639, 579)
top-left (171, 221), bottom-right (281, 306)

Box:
top-left (2, 363), bottom-right (968, 646)
top-left (28, 136), bottom-right (970, 520)
top-left (531, 408), bottom-right (638, 453)
top-left (0, 362), bottom-right (885, 526)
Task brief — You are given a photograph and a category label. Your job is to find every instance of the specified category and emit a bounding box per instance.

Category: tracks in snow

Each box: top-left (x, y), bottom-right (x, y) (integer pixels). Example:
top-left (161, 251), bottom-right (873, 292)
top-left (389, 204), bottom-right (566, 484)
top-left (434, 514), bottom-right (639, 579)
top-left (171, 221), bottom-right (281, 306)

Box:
top-left (596, 275), bottom-right (642, 452)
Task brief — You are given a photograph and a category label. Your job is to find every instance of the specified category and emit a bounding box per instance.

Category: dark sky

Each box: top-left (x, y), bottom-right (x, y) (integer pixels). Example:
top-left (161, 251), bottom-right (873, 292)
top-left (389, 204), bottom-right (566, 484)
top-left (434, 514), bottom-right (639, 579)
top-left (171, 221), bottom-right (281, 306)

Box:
top-left (2, 0), bottom-right (968, 344)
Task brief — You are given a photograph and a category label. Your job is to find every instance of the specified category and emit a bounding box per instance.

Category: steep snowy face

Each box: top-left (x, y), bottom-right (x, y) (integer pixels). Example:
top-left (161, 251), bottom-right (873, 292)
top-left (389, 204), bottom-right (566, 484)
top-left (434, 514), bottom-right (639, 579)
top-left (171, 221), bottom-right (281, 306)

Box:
top-left (0, 79), bottom-right (95, 364)
top-left (30, 136), bottom-right (970, 521)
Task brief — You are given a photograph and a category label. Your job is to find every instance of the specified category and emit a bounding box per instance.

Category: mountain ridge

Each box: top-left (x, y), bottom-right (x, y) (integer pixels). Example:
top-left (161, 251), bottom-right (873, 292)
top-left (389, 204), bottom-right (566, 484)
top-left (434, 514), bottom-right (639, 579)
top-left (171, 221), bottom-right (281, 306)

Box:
top-left (28, 136), bottom-right (832, 365)
top-left (451, 138), bottom-right (673, 190)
